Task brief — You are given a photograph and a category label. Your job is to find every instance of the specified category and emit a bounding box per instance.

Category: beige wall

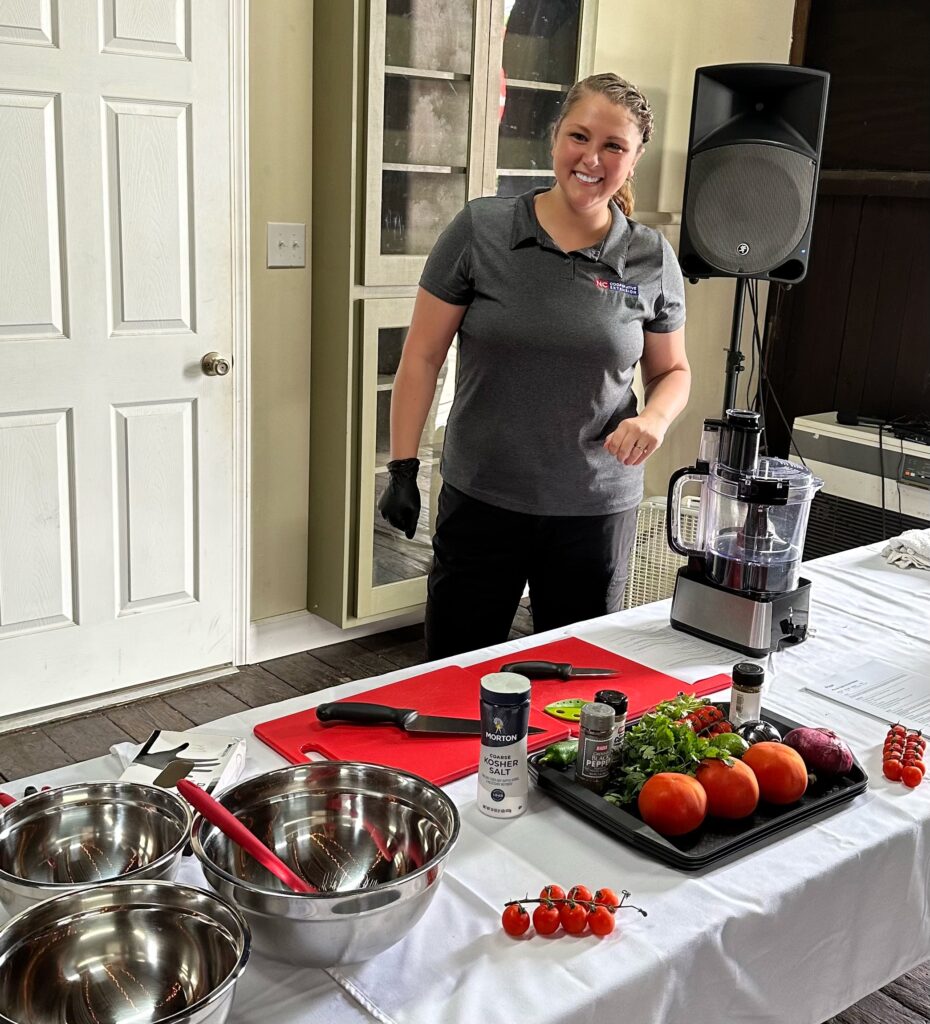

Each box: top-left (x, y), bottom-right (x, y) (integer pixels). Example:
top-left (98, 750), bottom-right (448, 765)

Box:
top-left (249, 3), bottom-right (314, 620)
top-left (592, 0), bottom-right (795, 494)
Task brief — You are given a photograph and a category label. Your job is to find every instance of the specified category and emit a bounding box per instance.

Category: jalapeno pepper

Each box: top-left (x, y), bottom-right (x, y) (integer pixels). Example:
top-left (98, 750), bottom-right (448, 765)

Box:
top-left (537, 739), bottom-right (579, 768)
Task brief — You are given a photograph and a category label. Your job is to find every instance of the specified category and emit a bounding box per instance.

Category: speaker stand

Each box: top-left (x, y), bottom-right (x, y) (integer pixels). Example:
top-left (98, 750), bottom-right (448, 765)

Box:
top-left (722, 277), bottom-right (747, 415)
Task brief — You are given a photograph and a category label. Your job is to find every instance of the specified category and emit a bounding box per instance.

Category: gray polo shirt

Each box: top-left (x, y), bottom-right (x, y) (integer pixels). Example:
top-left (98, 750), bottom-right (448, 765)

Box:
top-left (420, 188), bottom-right (686, 516)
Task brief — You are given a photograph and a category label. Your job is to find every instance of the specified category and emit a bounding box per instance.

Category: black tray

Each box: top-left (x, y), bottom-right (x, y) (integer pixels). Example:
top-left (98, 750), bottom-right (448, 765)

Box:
top-left (529, 704), bottom-right (869, 871)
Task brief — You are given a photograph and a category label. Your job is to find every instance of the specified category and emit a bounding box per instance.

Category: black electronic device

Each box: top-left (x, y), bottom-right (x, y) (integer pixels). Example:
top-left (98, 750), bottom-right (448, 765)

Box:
top-left (836, 411), bottom-right (930, 446)
top-left (678, 63), bottom-right (830, 285)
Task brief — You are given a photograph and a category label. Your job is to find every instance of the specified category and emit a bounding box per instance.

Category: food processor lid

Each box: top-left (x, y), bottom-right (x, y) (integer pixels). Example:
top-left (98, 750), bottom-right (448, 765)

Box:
top-left (755, 457), bottom-right (824, 500)
top-left (710, 456), bottom-right (823, 502)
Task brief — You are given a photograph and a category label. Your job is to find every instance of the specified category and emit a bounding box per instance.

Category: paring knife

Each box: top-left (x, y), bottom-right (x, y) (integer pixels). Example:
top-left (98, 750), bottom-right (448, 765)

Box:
top-left (499, 660), bottom-right (620, 681)
top-left (316, 702), bottom-right (545, 736)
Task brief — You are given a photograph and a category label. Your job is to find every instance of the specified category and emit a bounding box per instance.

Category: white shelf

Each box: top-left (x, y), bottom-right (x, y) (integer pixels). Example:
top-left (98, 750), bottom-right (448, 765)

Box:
top-left (382, 162), bottom-right (467, 175)
top-left (497, 168), bottom-right (553, 176)
top-left (385, 65), bottom-right (471, 82)
top-left (504, 78), bottom-right (571, 92)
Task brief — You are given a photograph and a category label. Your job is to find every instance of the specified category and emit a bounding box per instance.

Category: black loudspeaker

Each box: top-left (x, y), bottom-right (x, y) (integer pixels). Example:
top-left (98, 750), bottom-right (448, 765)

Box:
top-left (678, 64), bottom-right (829, 284)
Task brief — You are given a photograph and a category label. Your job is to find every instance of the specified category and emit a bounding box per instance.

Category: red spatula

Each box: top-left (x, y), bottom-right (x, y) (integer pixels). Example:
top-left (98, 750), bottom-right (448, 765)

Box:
top-left (177, 778), bottom-right (317, 894)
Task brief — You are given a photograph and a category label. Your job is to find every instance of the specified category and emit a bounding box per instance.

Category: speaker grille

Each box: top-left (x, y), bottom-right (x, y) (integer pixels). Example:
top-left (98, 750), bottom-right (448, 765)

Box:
top-left (686, 144), bottom-right (815, 274)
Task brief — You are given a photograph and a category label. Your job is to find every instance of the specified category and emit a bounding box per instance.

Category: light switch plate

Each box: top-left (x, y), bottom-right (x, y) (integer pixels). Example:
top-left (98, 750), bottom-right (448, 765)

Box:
top-left (267, 222), bottom-right (306, 268)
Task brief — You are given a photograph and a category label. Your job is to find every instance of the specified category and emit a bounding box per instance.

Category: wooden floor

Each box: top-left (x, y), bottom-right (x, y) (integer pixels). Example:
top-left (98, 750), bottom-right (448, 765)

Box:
top-left (0, 603), bottom-right (925, 1024)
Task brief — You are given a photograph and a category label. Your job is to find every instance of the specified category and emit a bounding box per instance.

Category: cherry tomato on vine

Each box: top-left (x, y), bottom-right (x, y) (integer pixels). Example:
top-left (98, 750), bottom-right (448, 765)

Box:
top-left (567, 884), bottom-right (593, 903)
top-left (540, 884), bottom-right (565, 901)
top-left (501, 903), bottom-right (530, 937)
top-left (594, 887), bottom-right (620, 910)
top-left (560, 901), bottom-right (589, 935)
top-left (533, 903), bottom-right (561, 935)
top-left (883, 759), bottom-right (904, 782)
top-left (902, 765), bottom-right (923, 788)
top-left (589, 905), bottom-right (617, 936)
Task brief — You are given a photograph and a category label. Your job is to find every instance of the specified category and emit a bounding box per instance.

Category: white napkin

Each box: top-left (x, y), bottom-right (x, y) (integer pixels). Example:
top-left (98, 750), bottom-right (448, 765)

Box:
top-left (881, 527), bottom-right (930, 569)
top-left (110, 731), bottom-right (247, 794)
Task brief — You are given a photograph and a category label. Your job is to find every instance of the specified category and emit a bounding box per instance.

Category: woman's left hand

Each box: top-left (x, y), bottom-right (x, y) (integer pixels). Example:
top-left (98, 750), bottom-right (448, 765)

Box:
top-left (603, 410), bottom-right (668, 466)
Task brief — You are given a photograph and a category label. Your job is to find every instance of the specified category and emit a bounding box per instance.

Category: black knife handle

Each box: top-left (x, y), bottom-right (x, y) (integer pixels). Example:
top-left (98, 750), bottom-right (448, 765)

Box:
top-left (316, 702), bottom-right (415, 727)
top-left (499, 660), bottom-right (571, 680)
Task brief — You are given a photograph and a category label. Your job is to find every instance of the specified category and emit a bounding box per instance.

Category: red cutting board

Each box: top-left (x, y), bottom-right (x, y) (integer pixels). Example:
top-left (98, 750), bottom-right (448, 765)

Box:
top-left (466, 637), bottom-right (731, 736)
top-left (252, 665), bottom-right (571, 786)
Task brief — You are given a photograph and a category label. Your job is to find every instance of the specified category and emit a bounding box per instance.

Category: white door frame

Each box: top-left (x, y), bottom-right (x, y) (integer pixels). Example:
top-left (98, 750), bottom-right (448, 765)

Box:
top-left (230, 0), bottom-right (252, 668)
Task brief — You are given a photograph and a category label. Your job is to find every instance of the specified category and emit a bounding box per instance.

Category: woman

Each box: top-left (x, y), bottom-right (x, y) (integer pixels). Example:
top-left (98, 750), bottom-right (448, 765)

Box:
top-left (379, 73), bottom-right (690, 659)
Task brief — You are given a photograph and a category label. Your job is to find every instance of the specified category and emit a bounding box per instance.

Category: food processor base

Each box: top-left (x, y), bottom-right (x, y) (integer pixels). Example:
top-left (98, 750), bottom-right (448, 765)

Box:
top-left (669, 567), bottom-right (812, 657)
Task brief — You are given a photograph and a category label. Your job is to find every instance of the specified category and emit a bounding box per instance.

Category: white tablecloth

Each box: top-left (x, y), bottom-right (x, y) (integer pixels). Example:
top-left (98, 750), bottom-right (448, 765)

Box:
top-left (6, 543), bottom-right (930, 1024)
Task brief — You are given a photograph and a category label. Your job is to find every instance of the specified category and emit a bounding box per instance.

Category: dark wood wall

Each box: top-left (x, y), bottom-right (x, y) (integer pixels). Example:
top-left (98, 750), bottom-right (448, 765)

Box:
top-left (762, 0), bottom-right (930, 455)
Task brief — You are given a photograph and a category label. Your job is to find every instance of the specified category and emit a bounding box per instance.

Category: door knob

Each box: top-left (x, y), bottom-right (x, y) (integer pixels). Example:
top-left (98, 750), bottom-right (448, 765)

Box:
top-left (201, 352), bottom-right (231, 376)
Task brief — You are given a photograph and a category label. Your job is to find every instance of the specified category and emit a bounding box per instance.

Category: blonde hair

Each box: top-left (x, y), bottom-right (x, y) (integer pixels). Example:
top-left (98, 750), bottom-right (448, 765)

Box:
top-left (550, 72), bottom-right (654, 217)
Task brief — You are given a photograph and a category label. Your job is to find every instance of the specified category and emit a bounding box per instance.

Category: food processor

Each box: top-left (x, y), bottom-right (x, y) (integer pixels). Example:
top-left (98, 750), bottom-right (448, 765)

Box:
top-left (666, 409), bottom-right (823, 656)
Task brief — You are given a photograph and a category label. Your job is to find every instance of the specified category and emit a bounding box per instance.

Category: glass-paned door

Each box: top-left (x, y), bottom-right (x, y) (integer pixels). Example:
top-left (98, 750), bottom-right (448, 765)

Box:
top-left (364, 0), bottom-right (491, 285)
top-left (487, 0), bottom-right (594, 197)
top-left (356, 297), bottom-right (457, 617)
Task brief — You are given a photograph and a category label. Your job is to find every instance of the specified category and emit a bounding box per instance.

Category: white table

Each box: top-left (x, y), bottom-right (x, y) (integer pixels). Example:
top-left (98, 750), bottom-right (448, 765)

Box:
top-left (7, 542), bottom-right (930, 1024)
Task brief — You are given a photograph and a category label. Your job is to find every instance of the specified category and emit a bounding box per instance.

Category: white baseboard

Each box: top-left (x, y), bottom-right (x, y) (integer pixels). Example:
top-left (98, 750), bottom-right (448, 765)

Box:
top-left (248, 608), bottom-right (425, 664)
top-left (0, 664), bottom-right (239, 736)
top-left (0, 611), bottom-right (426, 735)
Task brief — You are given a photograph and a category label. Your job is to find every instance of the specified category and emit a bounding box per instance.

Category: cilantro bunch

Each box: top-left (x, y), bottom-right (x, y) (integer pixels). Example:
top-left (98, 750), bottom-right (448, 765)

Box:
top-left (605, 693), bottom-right (731, 806)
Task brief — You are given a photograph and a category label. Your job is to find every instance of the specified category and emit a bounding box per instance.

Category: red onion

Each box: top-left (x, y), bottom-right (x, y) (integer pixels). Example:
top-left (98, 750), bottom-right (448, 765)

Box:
top-left (782, 727), bottom-right (854, 776)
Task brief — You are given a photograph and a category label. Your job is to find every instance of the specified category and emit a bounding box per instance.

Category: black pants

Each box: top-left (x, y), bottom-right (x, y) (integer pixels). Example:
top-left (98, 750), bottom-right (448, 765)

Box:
top-left (424, 484), bottom-right (638, 660)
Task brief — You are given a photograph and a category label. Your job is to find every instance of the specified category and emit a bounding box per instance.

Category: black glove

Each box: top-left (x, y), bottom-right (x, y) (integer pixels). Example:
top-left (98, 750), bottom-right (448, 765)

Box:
top-left (378, 458), bottom-right (421, 539)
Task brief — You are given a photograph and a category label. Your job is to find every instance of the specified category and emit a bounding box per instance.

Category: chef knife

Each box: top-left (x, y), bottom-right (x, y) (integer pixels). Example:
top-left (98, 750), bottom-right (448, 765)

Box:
top-left (499, 660), bottom-right (620, 681)
top-left (316, 701), bottom-right (545, 735)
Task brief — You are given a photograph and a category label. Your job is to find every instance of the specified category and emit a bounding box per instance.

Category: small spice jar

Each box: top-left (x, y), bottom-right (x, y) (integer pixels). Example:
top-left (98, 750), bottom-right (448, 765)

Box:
top-left (594, 689), bottom-right (628, 767)
top-left (729, 662), bottom-right (765, 728)
top-left (575, 702), bottom-right (615, 794)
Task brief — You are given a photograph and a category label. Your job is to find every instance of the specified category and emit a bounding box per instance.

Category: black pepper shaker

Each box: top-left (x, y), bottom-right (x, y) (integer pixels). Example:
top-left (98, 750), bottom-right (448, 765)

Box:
top-left (575, 702), bottom-right (615, 794)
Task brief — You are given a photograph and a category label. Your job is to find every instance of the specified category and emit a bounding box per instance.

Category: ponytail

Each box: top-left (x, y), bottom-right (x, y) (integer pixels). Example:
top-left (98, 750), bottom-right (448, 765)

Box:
top-left (612, 177), bottom-right (636, 218)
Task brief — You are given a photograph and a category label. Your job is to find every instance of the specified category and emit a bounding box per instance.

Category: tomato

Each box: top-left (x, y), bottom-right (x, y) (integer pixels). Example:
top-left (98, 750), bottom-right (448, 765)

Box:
top-left (567, 884), bottom-right (593, 904)
top-left (883, 759), bottom-right (904, 781)
top-left (539, 883), bottom-right (565, 901)
top-left (501, 903), bottom-right (530, 937)
top-left (532, 903), bottom-right (561, 935)
top-left (637, 773), bottom-right (708, 836)
top-left (594, 887), bottom-right (620, 910)
top-left (890, 724), bottom-right (907, 737)
top-left (742, 743), bottom-right (808, 805)
top-left (696, 757), bottom-right (760, 819)
top-left (588, 905), bottom-right (616, 936)
top-left (902, 765), bottom-right (923, 788)
top-left (559, 901), bottom-right (589, 935)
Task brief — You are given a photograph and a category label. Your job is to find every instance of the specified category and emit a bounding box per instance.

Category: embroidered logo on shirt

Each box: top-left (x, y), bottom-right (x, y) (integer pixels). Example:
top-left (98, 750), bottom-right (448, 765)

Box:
top-left (594, 278), bottom-right (638, 296)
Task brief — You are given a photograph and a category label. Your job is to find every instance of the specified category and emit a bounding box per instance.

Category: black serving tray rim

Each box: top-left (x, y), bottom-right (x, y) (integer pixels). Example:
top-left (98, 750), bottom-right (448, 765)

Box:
top-left (530, 704), bottom-right (869, 870)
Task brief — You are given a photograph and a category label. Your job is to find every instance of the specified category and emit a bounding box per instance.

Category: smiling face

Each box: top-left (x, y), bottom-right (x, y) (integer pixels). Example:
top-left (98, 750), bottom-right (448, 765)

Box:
top-left (550, 92), bottom-right (644, 217)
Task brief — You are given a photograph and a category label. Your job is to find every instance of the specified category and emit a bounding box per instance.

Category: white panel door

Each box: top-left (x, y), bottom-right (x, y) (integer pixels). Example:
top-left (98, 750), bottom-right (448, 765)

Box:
top-left (0, 0), bottom-right (235, 717)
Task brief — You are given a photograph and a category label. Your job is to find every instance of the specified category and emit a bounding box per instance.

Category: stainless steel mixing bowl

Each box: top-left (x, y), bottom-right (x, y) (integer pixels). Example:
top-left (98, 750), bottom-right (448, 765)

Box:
top-left (0, 879), bottom-right (249, 1024)
top-left (0, 781), bottom-right (192, 917)
top-left (190, 761), bottom-right (460, 967)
